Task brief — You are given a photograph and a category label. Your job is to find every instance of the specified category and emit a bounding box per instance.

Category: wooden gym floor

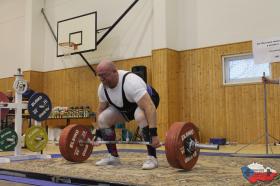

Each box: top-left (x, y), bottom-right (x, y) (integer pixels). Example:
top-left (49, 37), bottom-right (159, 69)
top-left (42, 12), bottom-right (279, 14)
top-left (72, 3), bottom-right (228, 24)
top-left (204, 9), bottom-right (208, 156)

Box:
top-left (0, 143), bottom-right (279, 185)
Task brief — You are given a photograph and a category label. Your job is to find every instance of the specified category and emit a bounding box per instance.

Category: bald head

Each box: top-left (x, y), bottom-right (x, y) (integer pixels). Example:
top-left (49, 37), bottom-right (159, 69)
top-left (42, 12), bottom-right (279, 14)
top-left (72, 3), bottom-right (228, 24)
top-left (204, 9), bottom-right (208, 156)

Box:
top-left (96, 59), bottom-right (119, 88)
top-left (96, 59), bottom-right (116, 73)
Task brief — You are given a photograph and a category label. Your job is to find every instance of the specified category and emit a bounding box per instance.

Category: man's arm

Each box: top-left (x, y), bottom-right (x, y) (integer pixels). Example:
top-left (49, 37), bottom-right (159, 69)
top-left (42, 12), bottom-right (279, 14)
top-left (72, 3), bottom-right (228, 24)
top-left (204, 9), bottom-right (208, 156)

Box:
top-left (97, 102), bottom-right (109, 121)
top-left (137, 93), bottom-right (156, 128)
top-left (137, 93), bottom-right (160, 147)
top-left (92, 101), bottom-right (109, 144)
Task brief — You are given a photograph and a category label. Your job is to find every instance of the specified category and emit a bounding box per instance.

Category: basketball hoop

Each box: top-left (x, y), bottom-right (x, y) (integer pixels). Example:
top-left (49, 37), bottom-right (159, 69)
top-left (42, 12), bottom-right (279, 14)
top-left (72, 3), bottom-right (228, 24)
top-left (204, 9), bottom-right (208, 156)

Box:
top-left (58, 42), bottom-right (78, 56)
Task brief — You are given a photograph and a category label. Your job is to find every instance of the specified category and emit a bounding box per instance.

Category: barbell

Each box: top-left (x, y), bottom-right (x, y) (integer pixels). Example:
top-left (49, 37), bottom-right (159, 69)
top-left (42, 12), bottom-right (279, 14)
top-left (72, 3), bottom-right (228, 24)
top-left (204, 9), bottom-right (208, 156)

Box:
top-left (59, 122), bottom-right (219, 171)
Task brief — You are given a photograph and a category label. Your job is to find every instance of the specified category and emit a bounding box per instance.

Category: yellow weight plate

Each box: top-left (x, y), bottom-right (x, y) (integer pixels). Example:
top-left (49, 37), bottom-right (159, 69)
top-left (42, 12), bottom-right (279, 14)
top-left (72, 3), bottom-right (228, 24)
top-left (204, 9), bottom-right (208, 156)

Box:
top-left (25, 126), bottom-right (48, 152)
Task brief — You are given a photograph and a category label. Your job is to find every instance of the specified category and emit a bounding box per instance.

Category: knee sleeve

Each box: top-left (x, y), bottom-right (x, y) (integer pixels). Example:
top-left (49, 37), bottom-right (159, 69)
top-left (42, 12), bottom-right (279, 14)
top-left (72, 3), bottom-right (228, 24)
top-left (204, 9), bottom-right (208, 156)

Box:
top-left (100, 127), bottom-right (115, 140)
top-left (100, 127), bottom-right (118, 157)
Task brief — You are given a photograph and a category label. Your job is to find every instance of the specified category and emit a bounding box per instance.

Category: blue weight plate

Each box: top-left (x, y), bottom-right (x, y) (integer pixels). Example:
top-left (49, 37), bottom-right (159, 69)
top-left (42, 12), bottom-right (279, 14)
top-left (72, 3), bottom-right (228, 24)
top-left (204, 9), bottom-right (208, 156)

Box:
top-left (28, 92), bottom-right (52, 121)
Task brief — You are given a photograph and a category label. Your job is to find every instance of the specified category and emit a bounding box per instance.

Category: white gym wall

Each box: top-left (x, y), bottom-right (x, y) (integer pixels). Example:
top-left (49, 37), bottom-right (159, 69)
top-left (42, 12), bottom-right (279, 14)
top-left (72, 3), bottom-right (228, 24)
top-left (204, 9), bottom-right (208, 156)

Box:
top-left (177, 0), bottom-right (280, 50)
top-left (0, 0), bottom-right (27, 78)
top-left (1, 0), bottom-right (280, 78)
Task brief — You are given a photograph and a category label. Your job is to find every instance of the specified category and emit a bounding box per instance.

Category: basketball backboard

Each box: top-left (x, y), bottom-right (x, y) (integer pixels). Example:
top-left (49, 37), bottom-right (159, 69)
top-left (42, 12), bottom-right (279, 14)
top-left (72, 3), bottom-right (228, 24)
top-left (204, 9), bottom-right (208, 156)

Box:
top-left (57, 11), bottom-right (97, 57)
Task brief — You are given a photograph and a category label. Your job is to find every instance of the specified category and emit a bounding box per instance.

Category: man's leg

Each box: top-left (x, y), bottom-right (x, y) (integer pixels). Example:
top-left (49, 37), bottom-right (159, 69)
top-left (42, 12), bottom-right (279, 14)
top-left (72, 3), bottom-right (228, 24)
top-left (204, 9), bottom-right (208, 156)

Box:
top-left (96, 106), bottom-right (125, 165)
top-left (100, 126), bottom-right (118, 157)
top-left (134, 107), bottom-right (157, 158)
top-left (134, 108), bottom-right (158, 169)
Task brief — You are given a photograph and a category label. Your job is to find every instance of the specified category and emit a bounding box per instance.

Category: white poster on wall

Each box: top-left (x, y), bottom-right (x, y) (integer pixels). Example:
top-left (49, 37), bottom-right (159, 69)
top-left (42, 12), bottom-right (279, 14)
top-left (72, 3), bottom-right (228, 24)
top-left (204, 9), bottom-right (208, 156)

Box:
top-left (253, 37), bottom-right (280, 64)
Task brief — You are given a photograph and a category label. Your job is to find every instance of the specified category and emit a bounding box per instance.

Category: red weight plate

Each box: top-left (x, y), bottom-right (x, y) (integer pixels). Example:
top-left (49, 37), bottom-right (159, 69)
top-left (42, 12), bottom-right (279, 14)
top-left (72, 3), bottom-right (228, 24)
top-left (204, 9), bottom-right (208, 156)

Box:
top-left (59, 124), bottom-right (93, 162)
top-left (177, 122), bottom-right (200, 170)
top-left (59, 124), bottom-right (73, 161)
top-left (165, 122), bottom-right (200, 171)
top-left (0, 92), bottom-right (9, 119)
top-left (165, 122), bottom-right (185, 169)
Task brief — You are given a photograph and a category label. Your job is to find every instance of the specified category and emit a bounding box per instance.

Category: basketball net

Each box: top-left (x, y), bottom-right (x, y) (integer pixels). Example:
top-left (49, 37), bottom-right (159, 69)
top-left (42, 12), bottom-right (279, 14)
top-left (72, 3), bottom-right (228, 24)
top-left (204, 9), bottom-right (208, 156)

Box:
top-left (58, 42), bottom-right (78, 57)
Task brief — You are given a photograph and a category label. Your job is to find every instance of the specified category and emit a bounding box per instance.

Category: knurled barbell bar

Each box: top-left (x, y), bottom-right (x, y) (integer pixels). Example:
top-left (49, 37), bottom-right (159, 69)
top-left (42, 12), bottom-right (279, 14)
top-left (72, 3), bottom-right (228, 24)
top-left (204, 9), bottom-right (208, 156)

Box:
top-left (79, 139), bottom-right (218, 150)
top-left (59, 122), bottom-right (219, 171)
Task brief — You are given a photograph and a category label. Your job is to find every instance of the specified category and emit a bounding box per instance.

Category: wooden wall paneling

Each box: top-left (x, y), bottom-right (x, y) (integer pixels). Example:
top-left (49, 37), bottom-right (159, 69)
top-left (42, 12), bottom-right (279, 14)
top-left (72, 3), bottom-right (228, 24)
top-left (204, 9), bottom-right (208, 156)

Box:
top-left (196, 48), bottom-right (208, 142)
top-left (238, 86), bottom-right (246, 143)
top-left (0, 77), bottom-right (14, 93)
top-left (189, 49), bottom-right (196, 127)
top-left (251, 85), bottom-right (261, 143)
top-left (267, 84), bottom-right (279, 143)
top-left (43, 70), bottom-right (66, 106)
top-left (270, 62), bottom-right (280, 142)
top-left (255, 85), bottom-right (264, 142)
top-left (212, 47), bottom-right (226, 141)
top-left (63, 68), bottom-right (81, 106)
top-left (78, 66), bottom-right (99, 110)
top-left (179, 51), bottom-right (193, 122)
top-left (29, 71), bottom-right (44, 92)
top-left (23, 71), bottom-right (31, 82)
top-left (166, 49), bottom-right (180, 127)
top-left (203, 48), bottom-right (213, 142)
top-left (240, 85), bottom-right (255, 143)
top-left (225, 86), bottom-right (238, 142)
top-left (151, 49), bottom-right (169, 140)
top-left (275, 63), bottom-right (280, 140)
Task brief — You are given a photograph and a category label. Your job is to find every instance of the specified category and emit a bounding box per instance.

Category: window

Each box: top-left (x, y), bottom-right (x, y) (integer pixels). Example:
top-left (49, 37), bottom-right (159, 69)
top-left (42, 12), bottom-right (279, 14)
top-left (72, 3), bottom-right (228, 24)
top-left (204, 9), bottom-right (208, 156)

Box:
top-left (222, 53), bottom-right (270, 84)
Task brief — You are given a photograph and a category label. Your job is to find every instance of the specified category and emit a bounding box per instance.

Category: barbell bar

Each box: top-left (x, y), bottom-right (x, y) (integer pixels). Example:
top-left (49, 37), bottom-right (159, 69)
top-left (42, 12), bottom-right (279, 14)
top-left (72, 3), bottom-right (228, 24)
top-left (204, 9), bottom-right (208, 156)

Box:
top-left (59, 122), bottom-right (219, 171)
top-left (79, 139), bottom-right (219, 150)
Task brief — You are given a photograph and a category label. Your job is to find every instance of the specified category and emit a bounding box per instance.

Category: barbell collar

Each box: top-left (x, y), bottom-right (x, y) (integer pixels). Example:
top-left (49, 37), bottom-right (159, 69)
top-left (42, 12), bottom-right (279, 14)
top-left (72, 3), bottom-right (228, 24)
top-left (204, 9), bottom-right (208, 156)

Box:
top-left (195, 143), bottom-right (219, 150)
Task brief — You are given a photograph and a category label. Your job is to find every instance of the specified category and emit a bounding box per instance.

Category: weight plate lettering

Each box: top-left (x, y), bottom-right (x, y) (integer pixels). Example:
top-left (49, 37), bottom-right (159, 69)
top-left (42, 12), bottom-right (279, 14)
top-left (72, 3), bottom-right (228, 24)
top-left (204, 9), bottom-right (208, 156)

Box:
top-left (59, 124), bottom-right (93, 162)
top-left (25, 126), bottom-right (48, 152)
top-left (0, 128), bottom-right (18, 151)
top-left (165, 122), bottom-right (200, 170)
top-left (28, 92), bottom-right (52, 121)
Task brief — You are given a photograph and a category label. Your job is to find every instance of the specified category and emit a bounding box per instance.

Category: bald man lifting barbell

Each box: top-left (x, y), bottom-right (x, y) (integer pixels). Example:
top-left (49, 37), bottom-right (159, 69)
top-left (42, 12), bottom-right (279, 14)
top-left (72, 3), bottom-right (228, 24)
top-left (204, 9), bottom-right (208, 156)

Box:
top-left (94, 59), bottom-right (160, 170)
